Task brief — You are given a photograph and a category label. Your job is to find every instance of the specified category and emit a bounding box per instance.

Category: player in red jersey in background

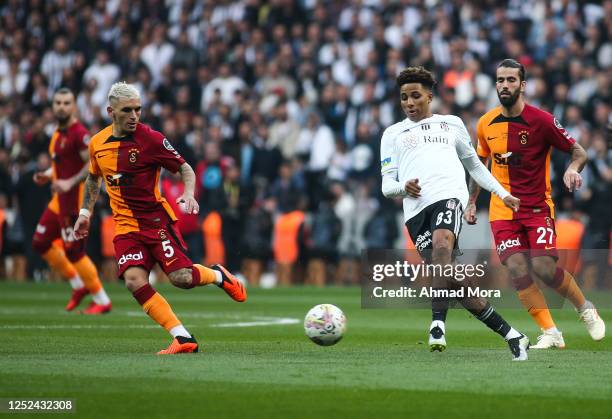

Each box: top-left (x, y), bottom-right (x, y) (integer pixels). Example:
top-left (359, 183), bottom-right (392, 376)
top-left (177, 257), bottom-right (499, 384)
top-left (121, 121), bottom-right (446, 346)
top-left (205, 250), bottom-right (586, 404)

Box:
top-left (33, 88), bottom-right (112, 314)
top-left (74, 82), bottom-right (246, 354)
top-left (466, 59), bottom-right (605, 348)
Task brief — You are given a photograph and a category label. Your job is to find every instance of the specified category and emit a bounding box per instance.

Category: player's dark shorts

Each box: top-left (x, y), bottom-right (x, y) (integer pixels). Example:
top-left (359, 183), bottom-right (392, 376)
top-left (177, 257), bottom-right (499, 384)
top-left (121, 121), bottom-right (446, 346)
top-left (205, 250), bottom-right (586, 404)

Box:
top-left (406, 198), bottom-right (463, 259)
top-left (32, 207), bottom-right (86, 262)
top-left (491, 215), bottom-right (558, 263)
top-left (113, 223), bottom-right (193, 278)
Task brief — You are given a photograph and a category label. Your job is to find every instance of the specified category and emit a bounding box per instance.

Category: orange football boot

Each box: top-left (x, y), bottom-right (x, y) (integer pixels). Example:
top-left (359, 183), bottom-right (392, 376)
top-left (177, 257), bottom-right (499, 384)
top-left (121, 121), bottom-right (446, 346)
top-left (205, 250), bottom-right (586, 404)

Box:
top-left (65, 288), bottom-right (89, 311)
top-left (157, 335), bottom-right (199, 355)
top-left (212, 264), bottom-right (247, 302)
top-left (81, 302), bottom-right (112, 315)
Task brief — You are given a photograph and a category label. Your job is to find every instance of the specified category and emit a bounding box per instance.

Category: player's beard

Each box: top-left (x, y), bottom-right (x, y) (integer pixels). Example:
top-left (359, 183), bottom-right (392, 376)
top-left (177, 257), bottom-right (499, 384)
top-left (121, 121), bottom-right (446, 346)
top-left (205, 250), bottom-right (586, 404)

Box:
top-left (55, 114), bottom-right (70, 126)
top-left (497, 88), bottom-right (521, 107)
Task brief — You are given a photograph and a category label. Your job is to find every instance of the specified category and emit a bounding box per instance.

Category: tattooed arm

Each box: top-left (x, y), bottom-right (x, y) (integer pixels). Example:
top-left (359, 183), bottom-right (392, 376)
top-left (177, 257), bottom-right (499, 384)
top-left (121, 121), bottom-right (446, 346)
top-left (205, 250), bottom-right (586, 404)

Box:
top-left (73, 173), bottom-right (102, 239)
top-left (176, 162), bottom-right (199, 215)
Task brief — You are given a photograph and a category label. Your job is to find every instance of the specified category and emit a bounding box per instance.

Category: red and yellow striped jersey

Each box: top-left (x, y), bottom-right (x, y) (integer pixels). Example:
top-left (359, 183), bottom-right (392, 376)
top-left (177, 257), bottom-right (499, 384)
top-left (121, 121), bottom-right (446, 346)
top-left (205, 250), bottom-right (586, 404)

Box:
top-left (48, 121), bottom-right (89, 216)
top-left (476, 104), bottom-right (575, 221)
top-left (88, 123), bottom-right (185, 236)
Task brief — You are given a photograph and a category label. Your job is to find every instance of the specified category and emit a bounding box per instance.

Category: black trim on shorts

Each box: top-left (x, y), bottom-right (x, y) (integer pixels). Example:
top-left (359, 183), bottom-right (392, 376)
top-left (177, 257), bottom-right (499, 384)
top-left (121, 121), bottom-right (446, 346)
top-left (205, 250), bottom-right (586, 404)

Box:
top-left (166, 223), bottom-right (189, 256)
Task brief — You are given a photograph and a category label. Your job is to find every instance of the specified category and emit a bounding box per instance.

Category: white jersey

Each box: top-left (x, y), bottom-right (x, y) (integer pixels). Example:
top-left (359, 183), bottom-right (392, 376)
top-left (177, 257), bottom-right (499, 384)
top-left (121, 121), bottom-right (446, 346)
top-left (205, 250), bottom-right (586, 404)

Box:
top-left (380, 114), bottom-right (479, 223)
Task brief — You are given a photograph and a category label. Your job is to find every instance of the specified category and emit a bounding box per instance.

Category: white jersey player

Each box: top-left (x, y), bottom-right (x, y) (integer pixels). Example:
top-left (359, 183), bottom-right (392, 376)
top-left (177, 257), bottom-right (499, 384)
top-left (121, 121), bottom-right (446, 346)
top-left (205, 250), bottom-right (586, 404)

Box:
top-left (380, 66), bottom-right (529, 361)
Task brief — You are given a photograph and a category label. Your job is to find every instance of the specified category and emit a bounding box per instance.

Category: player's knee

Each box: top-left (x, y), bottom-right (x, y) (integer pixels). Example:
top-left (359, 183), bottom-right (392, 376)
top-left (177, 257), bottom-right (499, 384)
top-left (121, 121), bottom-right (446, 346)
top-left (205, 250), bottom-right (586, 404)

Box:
top-left (504, 253), bottom-right (529, 278)
top-left (168, 268), bottom-right (193, 289)
top-left (32, 238), bottom-right (51, 255)
top-left (431, 238), bottom-right (453, 264)
top-left (65, 246), bottom-right (85, 263)
top-left (123, 268), bottom-right (149, 292)
top-left (531, 257), bottom-right (556, 281)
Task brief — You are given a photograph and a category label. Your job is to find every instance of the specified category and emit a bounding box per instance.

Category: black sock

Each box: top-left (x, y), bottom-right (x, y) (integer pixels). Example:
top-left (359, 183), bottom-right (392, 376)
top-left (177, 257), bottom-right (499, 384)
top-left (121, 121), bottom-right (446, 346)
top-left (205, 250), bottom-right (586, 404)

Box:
top-left (432, 288), bottom-right (449, 322)
top-left (473, 302), bottom-right (511, 338)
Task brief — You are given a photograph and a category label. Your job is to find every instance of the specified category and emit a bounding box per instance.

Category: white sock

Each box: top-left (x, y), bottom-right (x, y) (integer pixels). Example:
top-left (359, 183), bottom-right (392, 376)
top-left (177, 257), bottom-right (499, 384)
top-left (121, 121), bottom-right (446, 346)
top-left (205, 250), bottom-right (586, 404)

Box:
top-left (504, 327), bottom-right (522, 340)
top-left (578, 300), bottom-right (594, 312)
top-left (92, 289), bottom-right (111, 305)
top-left (69, 276), bottom-right (84, 290)
top-left (430, 320), bottom-right (445, 333)
top-left (544, 327), bottom-right (560, 334)
top-left (213, 270), bottom-right (222, 285)
top-left (169, 325), bottom-right (191, 338)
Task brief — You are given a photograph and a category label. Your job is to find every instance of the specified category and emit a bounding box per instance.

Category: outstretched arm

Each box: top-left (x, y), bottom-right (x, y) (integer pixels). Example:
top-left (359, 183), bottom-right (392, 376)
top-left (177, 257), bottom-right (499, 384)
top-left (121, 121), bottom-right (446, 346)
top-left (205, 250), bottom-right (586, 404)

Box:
top-left (456, 138), bottom-right (520, 214)
top-left (563, 142), bottom-right (587, 192)
top-left (73, 173), bottom-right (102, 239)
top-left (465, 156), bottom-right (488, 224)
top-left (176, 162), bottom-right (199, 215)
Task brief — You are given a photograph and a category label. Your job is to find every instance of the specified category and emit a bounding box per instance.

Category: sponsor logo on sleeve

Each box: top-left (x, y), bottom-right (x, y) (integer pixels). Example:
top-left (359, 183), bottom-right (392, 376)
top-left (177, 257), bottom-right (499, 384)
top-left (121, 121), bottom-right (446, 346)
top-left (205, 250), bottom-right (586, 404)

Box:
top-left (163, 138), bottom-right (175, 151)
top-left (163, 138), bottom-right (182, 159)
top-left (553, 118), bottom-right (572, 140)
top-left (381, 157), bottom-right (391, 168)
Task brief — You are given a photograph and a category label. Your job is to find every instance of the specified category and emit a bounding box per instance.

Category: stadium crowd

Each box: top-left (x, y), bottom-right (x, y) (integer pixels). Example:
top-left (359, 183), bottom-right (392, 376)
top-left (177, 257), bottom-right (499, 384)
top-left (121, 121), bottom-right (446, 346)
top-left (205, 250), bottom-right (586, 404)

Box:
top-left (0, 0), bottom-right (610, 286)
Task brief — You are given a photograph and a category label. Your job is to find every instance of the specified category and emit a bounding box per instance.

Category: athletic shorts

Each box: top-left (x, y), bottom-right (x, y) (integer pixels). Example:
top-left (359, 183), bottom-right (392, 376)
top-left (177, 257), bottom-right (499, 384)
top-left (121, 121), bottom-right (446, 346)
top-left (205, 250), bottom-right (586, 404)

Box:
top-left (33, 207), bottom-right (86, 261)
top-left (491, 215), bottom-right (558, 263)
top-left (113, 223), bottom-right (193, 278)
top-left (406, 198), bottom-right (463, 258)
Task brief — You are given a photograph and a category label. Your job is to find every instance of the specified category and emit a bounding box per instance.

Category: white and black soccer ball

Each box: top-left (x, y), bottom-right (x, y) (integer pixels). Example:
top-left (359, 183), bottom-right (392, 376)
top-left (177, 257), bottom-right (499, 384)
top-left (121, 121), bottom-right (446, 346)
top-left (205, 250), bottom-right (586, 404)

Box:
top-left (304, 304), bottom-right (347, 346)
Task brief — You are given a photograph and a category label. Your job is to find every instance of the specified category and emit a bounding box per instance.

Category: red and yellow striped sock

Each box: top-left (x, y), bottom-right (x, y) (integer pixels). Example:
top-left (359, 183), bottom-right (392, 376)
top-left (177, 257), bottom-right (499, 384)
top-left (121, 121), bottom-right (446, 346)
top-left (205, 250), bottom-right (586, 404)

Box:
top-left (42, 246), bottom-right (77, 280)
top-left (72, 256), bottom-right (102, 294)
top-left (551, 268), bottom-right (586, 309)
top-left (133, 284), bottom-right (181, 332)
top-left (190, 264), bottom-right (218, 287)
top-left (517, 283), bottom-right (556, 330)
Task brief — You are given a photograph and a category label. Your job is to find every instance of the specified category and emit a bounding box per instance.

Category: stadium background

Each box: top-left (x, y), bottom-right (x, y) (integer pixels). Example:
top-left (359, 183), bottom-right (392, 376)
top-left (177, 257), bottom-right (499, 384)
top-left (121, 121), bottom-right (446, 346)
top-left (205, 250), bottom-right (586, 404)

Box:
top-left (0, 0), bottom-right (609, 288)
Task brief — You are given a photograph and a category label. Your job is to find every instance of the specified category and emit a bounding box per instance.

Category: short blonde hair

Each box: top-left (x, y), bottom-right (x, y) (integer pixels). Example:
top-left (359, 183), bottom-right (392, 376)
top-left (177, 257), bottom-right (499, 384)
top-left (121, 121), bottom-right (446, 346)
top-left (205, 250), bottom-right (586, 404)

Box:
top-left (108, 82), bottom-right (140, 106)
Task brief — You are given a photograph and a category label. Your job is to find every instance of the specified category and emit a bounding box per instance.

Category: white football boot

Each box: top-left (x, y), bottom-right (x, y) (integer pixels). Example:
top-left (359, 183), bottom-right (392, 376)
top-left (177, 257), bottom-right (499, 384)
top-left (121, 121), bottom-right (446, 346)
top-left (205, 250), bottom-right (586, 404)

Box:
top-left (531, 329), bottom-right (566, 349)
top-left (508, 333), bottom-right (530, 361)
top-left (578, 302), bottom-right (605, 341)
top-left (428, 320), bottom-right (446, 352)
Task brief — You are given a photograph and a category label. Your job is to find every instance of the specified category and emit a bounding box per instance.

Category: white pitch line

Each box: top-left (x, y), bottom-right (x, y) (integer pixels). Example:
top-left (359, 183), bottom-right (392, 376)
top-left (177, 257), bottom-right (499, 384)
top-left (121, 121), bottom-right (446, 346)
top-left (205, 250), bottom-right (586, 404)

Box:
top-left (211, 318), bottom-right (300, 328)
top-left (0, 325), bottom-right (159, 330)
top-left (0, 316), bottom-right (301, 330)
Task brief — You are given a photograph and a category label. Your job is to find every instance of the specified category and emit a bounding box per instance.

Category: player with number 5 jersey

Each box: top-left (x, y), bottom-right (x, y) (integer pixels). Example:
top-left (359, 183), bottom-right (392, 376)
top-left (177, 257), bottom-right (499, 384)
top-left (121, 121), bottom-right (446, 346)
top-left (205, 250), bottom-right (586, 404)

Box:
top-left (73, 82), bottom-right (246, 355)
top-left (467, 59), bottom-right (604, 348)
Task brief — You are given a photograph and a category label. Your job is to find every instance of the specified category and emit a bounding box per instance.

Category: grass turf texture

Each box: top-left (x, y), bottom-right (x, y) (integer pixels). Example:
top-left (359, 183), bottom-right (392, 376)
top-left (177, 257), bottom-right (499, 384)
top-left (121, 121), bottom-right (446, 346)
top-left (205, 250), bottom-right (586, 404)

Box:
top-left (0, 282), bottom-right (610, 419)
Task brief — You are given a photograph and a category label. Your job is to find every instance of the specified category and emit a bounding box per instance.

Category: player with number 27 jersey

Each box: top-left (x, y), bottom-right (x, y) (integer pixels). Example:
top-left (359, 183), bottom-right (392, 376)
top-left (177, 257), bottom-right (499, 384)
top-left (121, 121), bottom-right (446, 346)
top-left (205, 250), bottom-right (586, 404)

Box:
top-left (476, 103), bottom-right (575, 260)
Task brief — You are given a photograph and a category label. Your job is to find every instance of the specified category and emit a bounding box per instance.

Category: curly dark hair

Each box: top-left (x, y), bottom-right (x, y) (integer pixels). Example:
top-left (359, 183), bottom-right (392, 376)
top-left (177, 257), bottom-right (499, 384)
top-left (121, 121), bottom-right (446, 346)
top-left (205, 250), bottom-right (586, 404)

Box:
top-left (396, 67), bottom-right (436, 90)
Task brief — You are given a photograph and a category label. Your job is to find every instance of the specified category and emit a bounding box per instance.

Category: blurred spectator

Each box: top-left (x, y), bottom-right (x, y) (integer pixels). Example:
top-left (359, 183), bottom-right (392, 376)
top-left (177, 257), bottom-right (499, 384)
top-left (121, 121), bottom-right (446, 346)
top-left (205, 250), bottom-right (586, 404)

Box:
top-left (140, 25), bottom-right (175, 86)
top-left (304, 190), bottom-right (342, 286)
top-left (40, 36), bottom-right (77, 94)
top-left (83, 50), bottom-right (120, 109)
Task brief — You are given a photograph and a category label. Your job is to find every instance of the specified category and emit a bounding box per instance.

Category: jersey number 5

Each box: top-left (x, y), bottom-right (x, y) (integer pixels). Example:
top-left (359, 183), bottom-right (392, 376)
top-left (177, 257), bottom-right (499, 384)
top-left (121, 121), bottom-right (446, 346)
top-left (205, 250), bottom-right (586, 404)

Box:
top-left (162, 240), bottom-right (175, 257)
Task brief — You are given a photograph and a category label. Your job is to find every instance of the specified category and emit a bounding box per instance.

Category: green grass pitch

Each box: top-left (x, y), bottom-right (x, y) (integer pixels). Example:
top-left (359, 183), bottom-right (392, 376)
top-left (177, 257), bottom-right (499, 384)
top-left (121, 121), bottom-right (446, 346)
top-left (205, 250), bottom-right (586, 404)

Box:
top-left (0, 282), bottom-right (610, 418)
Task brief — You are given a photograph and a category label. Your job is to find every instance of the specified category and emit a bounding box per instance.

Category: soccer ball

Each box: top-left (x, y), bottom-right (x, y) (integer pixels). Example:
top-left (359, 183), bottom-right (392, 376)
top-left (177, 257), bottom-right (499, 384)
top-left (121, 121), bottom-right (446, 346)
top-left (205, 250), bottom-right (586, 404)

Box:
top-left (304, 304), bottom-right (347, 346)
